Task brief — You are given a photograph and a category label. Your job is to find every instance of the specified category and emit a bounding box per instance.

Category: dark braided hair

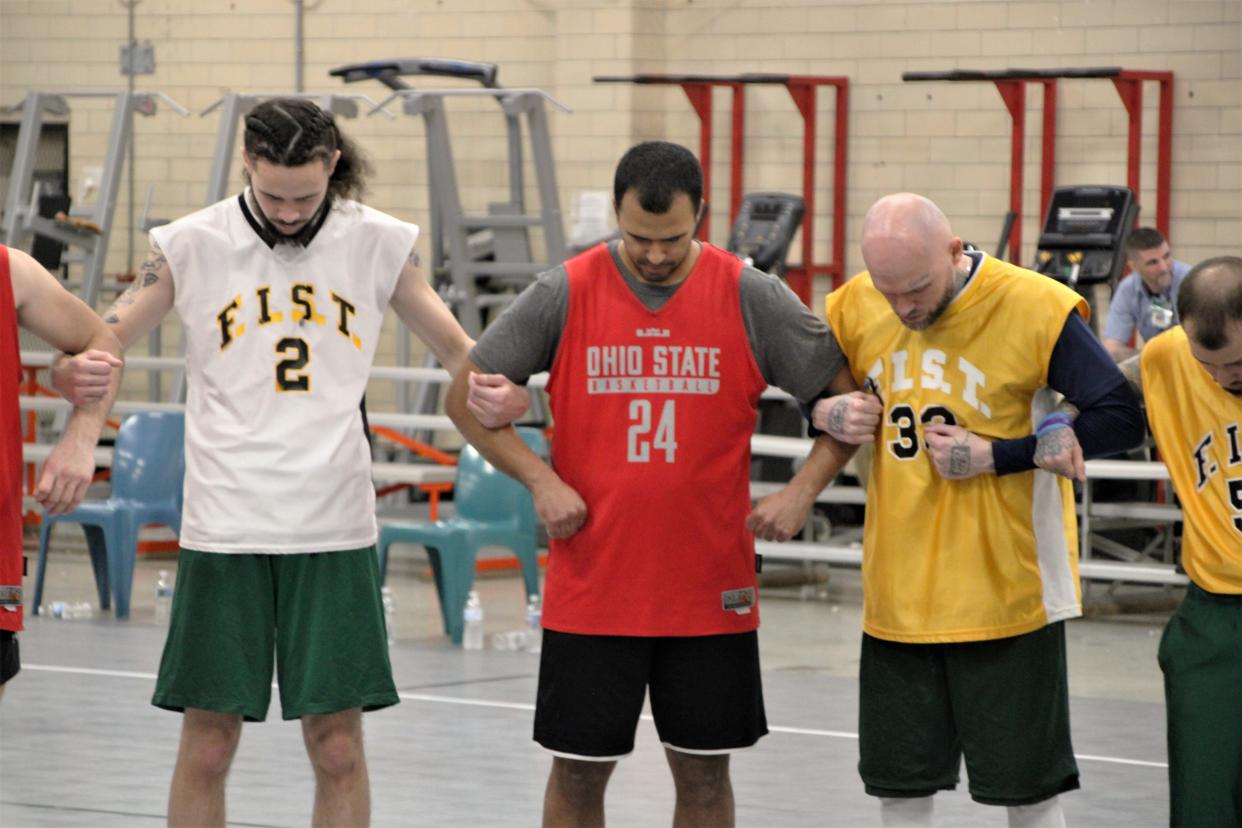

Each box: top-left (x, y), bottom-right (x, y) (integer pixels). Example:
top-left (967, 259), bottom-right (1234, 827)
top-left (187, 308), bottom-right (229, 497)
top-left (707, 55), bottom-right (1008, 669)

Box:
top-left (243, 98), bottom-right (372, 201)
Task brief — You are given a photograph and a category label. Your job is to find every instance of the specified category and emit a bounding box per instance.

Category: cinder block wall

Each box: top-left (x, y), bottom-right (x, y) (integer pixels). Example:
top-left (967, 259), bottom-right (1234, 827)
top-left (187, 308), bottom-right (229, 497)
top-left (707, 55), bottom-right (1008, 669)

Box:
top-left (1, 0), bottom-right (1238, 407)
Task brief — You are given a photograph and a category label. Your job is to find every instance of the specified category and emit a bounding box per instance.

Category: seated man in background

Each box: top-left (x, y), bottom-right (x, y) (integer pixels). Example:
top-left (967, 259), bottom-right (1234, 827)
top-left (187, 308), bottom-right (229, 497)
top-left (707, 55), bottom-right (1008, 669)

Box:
top-left (1101, 227), bottom-right (1193, 361)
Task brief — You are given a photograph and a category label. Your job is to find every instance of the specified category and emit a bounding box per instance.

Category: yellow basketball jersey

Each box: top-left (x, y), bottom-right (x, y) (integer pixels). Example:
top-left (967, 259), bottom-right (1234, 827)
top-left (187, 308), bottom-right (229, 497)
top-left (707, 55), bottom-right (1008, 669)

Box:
top-left (1141, 327), bottom-right (1242, 593)
top-left (826, 255), bottom-right (1087, 643)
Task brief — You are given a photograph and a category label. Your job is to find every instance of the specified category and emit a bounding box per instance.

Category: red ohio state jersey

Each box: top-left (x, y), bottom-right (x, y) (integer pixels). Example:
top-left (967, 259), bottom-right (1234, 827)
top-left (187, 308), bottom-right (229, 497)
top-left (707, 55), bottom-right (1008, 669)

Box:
top-left (543, 243), bottom-right (768, 636)
top-left (0, 247), bottom-right (26, 633)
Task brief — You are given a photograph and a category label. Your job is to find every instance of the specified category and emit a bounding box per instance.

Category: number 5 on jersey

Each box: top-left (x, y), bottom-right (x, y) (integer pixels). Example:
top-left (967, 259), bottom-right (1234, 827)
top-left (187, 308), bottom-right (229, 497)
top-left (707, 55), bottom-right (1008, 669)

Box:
top-left (628, 399), bottom-right (677, 462)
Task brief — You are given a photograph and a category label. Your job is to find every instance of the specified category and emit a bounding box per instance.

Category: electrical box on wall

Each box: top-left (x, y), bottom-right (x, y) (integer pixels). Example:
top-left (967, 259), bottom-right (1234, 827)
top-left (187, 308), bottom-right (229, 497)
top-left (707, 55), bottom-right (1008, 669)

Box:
top-left (120, 41), bottom-right (155, 76)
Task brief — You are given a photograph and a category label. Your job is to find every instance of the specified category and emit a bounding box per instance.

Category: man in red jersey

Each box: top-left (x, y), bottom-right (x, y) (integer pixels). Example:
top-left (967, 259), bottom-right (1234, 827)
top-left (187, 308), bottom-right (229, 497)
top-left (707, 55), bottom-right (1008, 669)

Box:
top-left (446, 142), bottom-right (855, 827)
top-left (0, 244), bottom-right (122, 701)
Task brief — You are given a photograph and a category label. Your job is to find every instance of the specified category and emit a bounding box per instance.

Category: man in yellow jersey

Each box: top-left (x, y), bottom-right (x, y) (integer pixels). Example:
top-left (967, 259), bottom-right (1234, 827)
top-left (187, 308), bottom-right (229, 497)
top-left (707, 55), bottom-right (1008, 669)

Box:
top-left (1093, 256), bottom-right (1242, 827)
top-left (809, 194), bottom-right (1144, 828)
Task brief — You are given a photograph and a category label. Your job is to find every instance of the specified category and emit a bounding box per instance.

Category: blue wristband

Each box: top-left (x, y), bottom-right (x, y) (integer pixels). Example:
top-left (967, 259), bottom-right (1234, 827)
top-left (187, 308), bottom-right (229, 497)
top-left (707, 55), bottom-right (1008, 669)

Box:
top-left (1036, 412), bottom-right (1074, 439)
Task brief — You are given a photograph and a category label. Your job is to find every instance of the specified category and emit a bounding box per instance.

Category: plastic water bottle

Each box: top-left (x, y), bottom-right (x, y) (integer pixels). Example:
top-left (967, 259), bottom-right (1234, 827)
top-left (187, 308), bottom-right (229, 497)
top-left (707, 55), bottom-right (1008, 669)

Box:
top-left (462, 591), bottom-right (484, 650)
top-left (525, 593), bottom-right (542, 654)
top-left (154, 570), bottom-right (174, 624)
top-left (491, 630), bottom-right (527, 650)
top-left (381, 585), bottom-right (396, 646)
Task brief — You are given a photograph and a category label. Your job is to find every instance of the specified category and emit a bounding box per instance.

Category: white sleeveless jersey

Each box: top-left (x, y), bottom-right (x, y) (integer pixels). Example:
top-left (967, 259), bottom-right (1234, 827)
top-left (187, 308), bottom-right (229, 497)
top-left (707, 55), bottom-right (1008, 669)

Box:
top-left (151, 194), bottom-right (417, 552)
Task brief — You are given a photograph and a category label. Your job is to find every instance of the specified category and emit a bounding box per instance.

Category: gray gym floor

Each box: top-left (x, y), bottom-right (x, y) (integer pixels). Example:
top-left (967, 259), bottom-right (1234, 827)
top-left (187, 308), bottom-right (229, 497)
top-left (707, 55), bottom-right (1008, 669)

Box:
top-left (2, 539), bottom-right (1171, 827)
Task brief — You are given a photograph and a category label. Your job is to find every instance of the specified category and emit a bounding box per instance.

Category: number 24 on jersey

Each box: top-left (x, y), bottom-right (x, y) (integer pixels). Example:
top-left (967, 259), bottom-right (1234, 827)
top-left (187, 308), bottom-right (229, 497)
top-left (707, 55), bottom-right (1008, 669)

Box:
top-left (628, 399), bottom-right (677, 462)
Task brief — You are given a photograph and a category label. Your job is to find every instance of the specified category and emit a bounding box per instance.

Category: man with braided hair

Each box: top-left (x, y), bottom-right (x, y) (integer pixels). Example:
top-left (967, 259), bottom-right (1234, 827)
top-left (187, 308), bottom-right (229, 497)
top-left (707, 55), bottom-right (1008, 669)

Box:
top-left (53, 98), bottom-right (527, 826)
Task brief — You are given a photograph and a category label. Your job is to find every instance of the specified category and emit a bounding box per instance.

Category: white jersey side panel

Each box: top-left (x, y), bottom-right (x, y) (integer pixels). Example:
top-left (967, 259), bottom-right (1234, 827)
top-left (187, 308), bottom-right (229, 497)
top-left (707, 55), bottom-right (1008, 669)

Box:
top-left (152, 196), bottom-right (416, 552)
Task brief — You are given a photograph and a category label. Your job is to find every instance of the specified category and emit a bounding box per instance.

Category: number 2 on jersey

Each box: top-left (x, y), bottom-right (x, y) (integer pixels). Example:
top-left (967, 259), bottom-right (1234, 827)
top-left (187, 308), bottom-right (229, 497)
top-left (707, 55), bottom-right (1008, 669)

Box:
top-left (275, 337), bottom-right (310, 391)
top-left (628, 399), bottom-right (677, 462)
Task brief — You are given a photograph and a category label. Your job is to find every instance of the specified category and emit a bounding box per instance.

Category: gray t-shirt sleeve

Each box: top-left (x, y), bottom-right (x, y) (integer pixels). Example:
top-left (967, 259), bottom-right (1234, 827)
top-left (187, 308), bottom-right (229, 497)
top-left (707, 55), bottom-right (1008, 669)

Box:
top-left (738, 267), bottom-right (846, 403)
top-left (468, 265), bottom-right (569, 382)
top-left (1101, 273), bottom-right (1140, 342)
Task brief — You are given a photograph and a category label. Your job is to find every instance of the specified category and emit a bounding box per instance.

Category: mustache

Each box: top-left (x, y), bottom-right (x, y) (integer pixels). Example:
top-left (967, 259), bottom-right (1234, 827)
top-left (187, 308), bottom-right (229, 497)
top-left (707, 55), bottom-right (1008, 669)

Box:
top-left (256, 199), bottom-right (330, 247)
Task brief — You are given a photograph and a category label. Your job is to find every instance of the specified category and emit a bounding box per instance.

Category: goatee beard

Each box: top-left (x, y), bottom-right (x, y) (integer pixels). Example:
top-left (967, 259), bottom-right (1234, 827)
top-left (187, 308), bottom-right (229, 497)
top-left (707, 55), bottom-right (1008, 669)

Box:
top-left (250, 193), bottom-right (330, 248)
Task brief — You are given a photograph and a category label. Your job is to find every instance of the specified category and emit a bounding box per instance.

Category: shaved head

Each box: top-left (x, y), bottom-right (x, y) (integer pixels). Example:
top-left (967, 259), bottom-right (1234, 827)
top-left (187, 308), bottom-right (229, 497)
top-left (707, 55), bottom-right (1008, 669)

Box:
top-left (862, 193), bottom-right (954, 254)
top-left (860, 193), bottom-right (965, 330)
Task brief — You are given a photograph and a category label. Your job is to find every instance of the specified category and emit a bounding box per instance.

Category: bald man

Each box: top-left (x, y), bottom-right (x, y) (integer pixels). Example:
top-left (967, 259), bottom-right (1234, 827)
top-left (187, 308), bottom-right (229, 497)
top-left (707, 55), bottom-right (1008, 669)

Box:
top-left (807, 194), bottom-right (1144, 827)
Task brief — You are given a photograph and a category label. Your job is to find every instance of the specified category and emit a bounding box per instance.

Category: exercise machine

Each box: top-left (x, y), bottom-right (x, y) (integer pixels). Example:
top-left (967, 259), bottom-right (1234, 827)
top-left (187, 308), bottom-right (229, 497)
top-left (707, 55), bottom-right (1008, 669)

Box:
top-left (2, 91), bottom-right (188, 308)
top-left (332, 58), bottom-right (569, 337)
top-left (726, 192), bottom-right (805, 279)
top-left (332, 59), bottom-right (568, 433)
top-left (1033, 185), bottom-right (1138, 331)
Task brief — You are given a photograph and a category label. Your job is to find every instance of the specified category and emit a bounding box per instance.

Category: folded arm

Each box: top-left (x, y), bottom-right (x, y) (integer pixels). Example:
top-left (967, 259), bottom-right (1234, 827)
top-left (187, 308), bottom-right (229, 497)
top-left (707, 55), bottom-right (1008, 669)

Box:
top-left (446, 357), bottom-right (585, 538)
top-left (388, 251), bottom-right (529, 427)
top-left (993, 312), bottom-right (1146, 479)
top-left (750, 365), bottom-right (860, 541)
top-left (10, 248), bottom-right (125, 513)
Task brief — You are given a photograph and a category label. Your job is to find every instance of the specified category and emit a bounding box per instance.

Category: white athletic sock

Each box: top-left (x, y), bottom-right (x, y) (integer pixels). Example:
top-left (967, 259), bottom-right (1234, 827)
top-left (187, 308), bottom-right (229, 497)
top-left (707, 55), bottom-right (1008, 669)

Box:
top-left (1007, 796), bottom-right (1067, 828)
top-left (880, 795), bottom-right (934, 828)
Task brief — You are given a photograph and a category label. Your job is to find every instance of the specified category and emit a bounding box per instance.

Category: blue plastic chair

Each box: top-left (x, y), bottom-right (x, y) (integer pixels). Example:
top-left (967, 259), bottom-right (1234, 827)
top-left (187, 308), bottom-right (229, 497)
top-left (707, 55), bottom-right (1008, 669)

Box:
top-left (33, 411), bottom-right (185, 620)
top-left (378, 426), bottom-right (547, 644)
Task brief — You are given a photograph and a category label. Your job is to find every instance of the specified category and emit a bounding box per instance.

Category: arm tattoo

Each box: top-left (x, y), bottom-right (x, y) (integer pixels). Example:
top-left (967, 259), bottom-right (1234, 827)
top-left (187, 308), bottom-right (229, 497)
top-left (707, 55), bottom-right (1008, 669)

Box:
top-left (114, 282), bottom-right (141, 307)
top-left (1034, 428), bottom-right (1076, 466)
top-left (107, 241), bottom-right (165, 322)
top-left (826, 400), bottom-right (848, 434)
top-left (138, 248), bottom-right (165, 287)
top-left (1118, 355), bottom-right (1144, 401)
top-left (407, 248), bottom-right (421, 268)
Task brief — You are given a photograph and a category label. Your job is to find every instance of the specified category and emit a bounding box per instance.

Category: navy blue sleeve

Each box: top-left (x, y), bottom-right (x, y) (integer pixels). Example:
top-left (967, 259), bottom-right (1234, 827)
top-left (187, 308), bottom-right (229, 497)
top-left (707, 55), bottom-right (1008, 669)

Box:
top-left (800, 393), bottom-right (829, 438)
top-left (992, 311), bottom-right (1146, 476)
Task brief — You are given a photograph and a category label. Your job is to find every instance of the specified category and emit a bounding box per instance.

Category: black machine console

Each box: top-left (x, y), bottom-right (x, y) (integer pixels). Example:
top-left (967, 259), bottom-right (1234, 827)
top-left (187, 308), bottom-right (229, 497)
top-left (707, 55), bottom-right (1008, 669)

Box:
top-left (1033, 185), bottom-right (1138, 289)
top-left (726, 192), bottom-right (805, 278)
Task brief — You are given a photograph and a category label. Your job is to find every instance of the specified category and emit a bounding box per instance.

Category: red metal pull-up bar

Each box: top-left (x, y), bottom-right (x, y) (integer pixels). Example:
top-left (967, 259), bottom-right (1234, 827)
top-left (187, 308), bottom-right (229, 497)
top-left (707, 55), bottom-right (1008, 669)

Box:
top-left (595, 73), bottom-right (850, 303)
top-left (903, 67), bottom-right (1174, 264)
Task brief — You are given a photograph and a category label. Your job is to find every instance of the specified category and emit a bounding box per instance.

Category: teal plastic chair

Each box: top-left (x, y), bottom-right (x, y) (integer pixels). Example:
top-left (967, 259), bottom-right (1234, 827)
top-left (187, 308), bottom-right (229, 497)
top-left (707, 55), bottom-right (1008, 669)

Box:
top-left (33, 411), bottom-right (185, 620)
top-left (378, 426), bottom-right (546, 644)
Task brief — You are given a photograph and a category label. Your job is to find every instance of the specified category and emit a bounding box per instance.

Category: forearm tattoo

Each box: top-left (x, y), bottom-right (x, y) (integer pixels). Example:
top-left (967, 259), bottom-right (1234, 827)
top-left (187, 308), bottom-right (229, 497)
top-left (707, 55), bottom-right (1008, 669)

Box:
top-left (826, 399), bottom-right (848, 434)
top-left (1034, 428), bottom-right (1076, 465)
